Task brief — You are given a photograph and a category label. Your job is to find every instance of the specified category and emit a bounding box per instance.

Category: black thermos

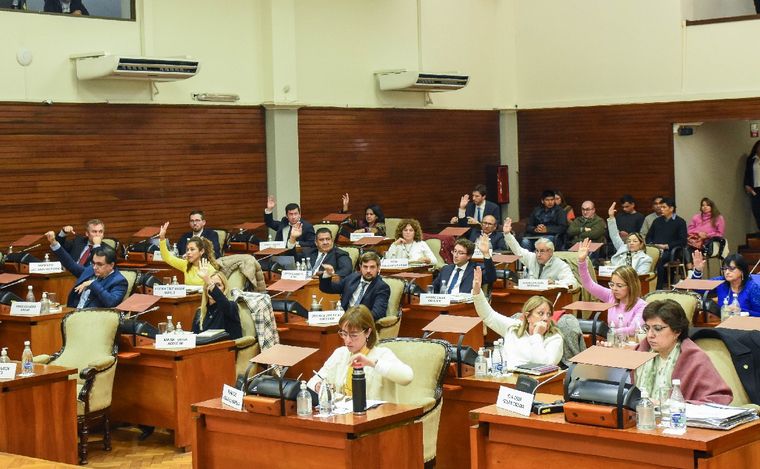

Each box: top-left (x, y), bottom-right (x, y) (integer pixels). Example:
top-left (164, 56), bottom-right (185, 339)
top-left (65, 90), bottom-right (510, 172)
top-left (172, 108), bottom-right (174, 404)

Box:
top-left (352, 367), bottom-right (367, 415)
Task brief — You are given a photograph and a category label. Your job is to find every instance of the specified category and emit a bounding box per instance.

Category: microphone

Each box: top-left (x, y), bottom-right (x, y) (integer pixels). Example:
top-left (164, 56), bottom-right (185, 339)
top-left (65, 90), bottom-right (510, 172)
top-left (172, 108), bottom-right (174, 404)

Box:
top-left (525, 369), bottom-right (568, 415)
top-left (532, 368), bottom-right (567, 397)
top-left (21, 243), bottom-right (41, 253)
top-left (0, 277), bottom-right (27, 291)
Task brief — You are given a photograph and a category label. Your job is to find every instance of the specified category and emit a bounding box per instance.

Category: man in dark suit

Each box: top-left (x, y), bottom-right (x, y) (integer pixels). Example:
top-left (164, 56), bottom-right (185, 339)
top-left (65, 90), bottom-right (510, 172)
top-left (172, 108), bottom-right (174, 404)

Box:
top-left (46, 231), bottom-right (127, 308)
top-left (467, 214), bottom-right (507, 251)
top-left (522, 190), bottom-right (567, 250)
top-left (452, 184), bottom-right (500, 226)
top-left (53, 218), bottom-right (105, 267)
top-left (264, 195), bottom-right (316, 251)
top-left (320, 251), bottom-right (389, 320)
top-left (177, 210), bottom-right (221, 258)
top-left (433, 237), bottom-right (497, 294)
top-left (300, 227), bottom-right (353, 278)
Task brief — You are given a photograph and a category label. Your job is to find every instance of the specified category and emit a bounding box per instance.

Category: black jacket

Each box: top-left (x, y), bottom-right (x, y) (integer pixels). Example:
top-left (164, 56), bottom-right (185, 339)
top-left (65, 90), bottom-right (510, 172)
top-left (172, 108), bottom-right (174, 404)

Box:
top-left (44, 0), bottom-right (89, 15)
top-left (319, 273), bottom-right (390, 321)
top-left (299, 247), bottom-right (353, 278)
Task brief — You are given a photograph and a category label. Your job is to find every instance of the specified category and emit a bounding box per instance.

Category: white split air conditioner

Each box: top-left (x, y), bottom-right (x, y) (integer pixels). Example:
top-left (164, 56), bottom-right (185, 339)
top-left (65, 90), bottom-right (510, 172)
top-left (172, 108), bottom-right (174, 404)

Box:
top-left (375, 70), bottom-right (469, 92)
top-left (73, 54), bottom-right (200, 82)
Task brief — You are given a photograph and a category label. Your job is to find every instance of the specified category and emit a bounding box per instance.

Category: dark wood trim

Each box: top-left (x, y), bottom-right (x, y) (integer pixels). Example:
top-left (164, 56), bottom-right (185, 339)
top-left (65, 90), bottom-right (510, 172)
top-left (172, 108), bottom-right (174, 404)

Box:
top-left (686, 14), bottom-right (760, 27)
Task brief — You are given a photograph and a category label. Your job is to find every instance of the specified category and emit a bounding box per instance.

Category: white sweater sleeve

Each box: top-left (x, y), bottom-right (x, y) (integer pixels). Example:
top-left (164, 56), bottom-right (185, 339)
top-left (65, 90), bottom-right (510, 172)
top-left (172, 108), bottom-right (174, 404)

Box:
top-left (525, 332), bottom-right (564, 366)
top-left (373, 347), bottom-right (414, 385)
top-left (474, 291), bottom-right (520, 338)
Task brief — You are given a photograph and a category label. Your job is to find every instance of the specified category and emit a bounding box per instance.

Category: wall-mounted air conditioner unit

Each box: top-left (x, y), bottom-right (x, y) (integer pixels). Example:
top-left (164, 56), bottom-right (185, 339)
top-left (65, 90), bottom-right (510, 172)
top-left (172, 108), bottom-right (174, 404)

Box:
top-left (73, 54), bottom-right (200, 82)
top-left (375, 70), bottom-right (469, 92)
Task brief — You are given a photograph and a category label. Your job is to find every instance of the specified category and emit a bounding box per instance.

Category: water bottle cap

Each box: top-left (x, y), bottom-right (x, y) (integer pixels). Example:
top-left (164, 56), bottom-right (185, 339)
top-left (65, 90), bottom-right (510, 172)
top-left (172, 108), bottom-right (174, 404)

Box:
top-left (24, 340), bottom-right (30, 345)
top-left (167, 315), bottom-right (173, 319)
top-left (672, 378), bottom-right (681, 385)
top-left (639, 389), bottom-right (648, 398)
top-left (28, 285), bottom-right (33, 290)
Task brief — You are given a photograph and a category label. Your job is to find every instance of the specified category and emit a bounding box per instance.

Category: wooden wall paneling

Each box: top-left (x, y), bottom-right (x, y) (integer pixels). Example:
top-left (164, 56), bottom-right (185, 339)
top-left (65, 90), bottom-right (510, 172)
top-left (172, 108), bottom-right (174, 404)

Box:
top-left (298, 108), bottom-right (500, 232)
top-left (0, 103), bottom-right (266, 248)
top-left (516, 97), bottom-right (760, 218)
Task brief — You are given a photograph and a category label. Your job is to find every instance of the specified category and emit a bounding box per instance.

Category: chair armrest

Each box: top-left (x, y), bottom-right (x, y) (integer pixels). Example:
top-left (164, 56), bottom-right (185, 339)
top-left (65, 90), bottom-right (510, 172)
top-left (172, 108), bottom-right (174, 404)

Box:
top-left (33, 354), bottom-right (51, 364)
top-left (81, 356), bottom-right (117, 377)
top-left (234, 336), bottom-right (257, 349)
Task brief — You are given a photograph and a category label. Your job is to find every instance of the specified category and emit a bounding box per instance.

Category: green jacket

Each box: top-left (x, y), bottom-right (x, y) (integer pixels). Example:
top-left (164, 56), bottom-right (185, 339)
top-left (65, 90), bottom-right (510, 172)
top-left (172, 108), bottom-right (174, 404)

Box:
top-left (567, 215), bottom-right (607, 244)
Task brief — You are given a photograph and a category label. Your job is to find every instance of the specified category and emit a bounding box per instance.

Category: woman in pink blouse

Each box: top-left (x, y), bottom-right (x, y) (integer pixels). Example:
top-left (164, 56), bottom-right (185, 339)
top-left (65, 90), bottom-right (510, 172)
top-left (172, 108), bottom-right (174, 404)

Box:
top-left (577, 238), bottom-right (646, 336)
top-left (687, 197), bottom-right (725, 241)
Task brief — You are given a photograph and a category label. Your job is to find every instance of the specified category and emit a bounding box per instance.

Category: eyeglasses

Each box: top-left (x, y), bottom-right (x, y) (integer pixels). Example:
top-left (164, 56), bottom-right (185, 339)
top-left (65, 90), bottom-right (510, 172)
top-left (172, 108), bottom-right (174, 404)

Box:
top-left (480, 221), bottom-right (495, 226)
top-left (721, 265), bottom-right (738, 272)
top-left (451, 250), bottom-right (468, 256)
top-left (337, 329), bottom-right (366, 340)
top-left (581, 207), bottom-right (594, 211)
top-left (642, 324), bottom-right (670, 334)
top-left (607, 282), bottom-right (628, 289)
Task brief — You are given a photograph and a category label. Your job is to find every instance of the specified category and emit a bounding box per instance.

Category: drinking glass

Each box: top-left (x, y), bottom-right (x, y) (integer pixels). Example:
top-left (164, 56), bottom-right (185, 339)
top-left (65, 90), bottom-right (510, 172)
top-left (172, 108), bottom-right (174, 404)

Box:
top-left (656, 385), bottom-right (673, 428)
top-left (158, 322), bottom-right (168, 334)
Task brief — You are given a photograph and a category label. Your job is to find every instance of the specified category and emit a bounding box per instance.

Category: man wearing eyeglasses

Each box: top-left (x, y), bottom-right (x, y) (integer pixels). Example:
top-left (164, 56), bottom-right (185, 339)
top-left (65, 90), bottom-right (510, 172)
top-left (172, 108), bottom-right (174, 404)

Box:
top-left (467, 215), bottom-right (507, 251)
top-left (567, 201), bottom-right (607, 251)
top-left (177, 210), bottom-right (221, 258)
top-left (432, 236), bottom-right (497, 294)
top-left (503, 217), bottom-right (576, 288)
top-left (320, 251), bottom-right (390, 320)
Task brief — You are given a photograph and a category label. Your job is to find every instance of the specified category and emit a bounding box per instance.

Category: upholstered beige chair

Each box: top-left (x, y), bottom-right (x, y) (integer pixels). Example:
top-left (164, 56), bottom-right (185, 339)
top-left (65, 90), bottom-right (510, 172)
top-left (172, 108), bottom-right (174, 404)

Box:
top-left (33, 309), bottom-right (121, 465)
top-left (101, 238), bottom-right (120, 253)
top-left (376, 277), bottom-right (404, 340)
top-left (340, 246), bottom-right (360, 270)
top-left (313, 223), bottom-right (339, 239)
top-left (384, 217), bottom-right (402, 240)
top-left (424, 238), bottom-right (446, 270)
top-left (212, 228), bottom-right (229, 255)
top-left (378, 338), bottom-right (450, 465)
top-left (552, 251), bottom-right (590, 310)
top-left (645, 246), bottom-right (660, 292)
top-left (695, 338), bottom-right (758, 410)
top-left (233, 296), bottom-right (261, 378)
top-left (643, 290), bottom-right (701, 323)
top-left (119, 269), bottom-right (138, 302)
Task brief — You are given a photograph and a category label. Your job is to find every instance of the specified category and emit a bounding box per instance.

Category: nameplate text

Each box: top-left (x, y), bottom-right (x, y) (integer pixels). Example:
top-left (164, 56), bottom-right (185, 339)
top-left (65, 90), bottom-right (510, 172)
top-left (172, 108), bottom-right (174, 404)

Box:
top-left (259, 241), bottom-right (286, 250)
top-left (518, 279), bottom-right (549, 290)
top-left (308, 310), bottom-right (343, 325)
top-left (153, 284), bottom-right (186, 298)
top-left (29, 262), bottom-right (63, 274)
top-left (420, 294), bottom-right (451, 307)
top-left (282, 270), bottom-right (310, 281)
top-left (350, 232), bottom-right (375, 242)
top-left (496, 385), bottom-right (533, 417)
top-left (381, 258), bottom-right (409, 269)
top-left (221, 384), bottom-right (244, 410)
top-left (155, 333), bottom-right (196, 349)
top-left (598, 265), bottom-right (617, 277)
top-left (0, 363), bottom-right (17, 379)
top-left (10, 302), bottom-right (41, 316)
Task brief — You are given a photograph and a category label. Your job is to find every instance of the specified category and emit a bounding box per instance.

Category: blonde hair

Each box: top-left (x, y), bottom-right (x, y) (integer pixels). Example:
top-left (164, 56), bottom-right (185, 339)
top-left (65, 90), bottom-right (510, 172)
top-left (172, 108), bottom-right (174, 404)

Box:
top-left (514, 295), bottom-right (560, 337)
top-left (339, 305), bottom-right (378, 348)
top-left (197, 271), bottom-right (230, 330)
top-left (611, 266), bottom-right (641, 311)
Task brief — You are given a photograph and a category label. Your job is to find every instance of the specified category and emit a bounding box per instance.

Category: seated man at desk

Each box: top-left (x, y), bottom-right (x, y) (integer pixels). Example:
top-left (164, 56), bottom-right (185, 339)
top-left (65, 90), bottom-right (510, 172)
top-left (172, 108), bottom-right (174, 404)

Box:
top-left (432, 236), bottom-right (497, 294)
top-left (320, 251), bottom-right (390, 320)
top-left (567, 200), bottom-right (607, 247)
top-left (467, 214), bottom-right (507, 251)
top-left (264, 195), bottom-right (316, 251)
top-left (45, 231), bottom-right (127, 308)
top-left (301, 227), bottom-right (354, 278)
top-left (503, 218), bottom-right (576, 288)
top-left (53, 218), bottom-right (105, 266)
top-left (451, 183), bottom-right (500, 226)
top-left (177, 210), bottom-right (221, 258)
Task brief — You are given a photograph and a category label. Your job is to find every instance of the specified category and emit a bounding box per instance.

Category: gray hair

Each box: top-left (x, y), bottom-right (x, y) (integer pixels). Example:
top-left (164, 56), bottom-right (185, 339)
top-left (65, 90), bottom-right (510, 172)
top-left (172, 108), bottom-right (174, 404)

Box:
top-left (535, 238), bottom-right (554, 251)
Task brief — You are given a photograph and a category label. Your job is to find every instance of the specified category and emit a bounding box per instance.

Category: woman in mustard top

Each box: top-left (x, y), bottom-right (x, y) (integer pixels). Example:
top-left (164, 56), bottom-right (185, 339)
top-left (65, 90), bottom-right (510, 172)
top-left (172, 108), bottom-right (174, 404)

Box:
top-left (158, 221), bottom-right (219, 285)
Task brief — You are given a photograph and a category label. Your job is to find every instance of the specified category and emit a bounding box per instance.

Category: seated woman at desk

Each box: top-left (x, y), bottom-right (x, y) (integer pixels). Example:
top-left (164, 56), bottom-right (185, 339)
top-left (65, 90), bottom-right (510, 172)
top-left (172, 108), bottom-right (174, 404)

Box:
top-left (608, 202), bottom-right (652, 275)
top-left (691, 252), bottom-right (760, 317)
top-left (385, 218), bottom-right (437, 264)
top-left (472, 267), bottom-right (563, 367)
top-left (307, 305), bottom-right (413, 399)
top-left (159, 221), bottom-right (218, 285)
top-left (635, 299), bottom-right (732, 404)
top-left (340, 193), bottom-right (386, 236)
top-left (578, 238), bottom-right (646, 336)
top-left (193, 258), bottom-right (242, 340)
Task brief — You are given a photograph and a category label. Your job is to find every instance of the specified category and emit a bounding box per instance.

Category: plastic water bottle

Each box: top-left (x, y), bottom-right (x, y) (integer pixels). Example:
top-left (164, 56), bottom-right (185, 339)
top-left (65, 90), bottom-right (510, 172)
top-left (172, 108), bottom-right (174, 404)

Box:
top-left (668, 379), bottom-right (687, 434)
top-left (616, 313), bottom-right (627, 346)
top-left (44, 253), bottom-right (50, 262)
top-left (492, 340), bottom-right (504, 376)
top-left (172, 243), bottom-right (180, 257)
top-left (474, 347), bottom-right (488, 378)
top-left (20, 341), bottom-right (34, 377)
top-left (720, 296), bottom-right (730, 321)
top-left (310, 295), bottom-right (322, 312)
top-left (297, 381), bottom-right (312, 416)
top-left (729, 294), bottom-right (740, 317)
top-left (171, 276), bottom-right (179, 285)
top-left (607, 322), bottom-right (617, 348)
top-left (318, 379), bottom-right (332, 416)
top-left (25, 285), bottom-right (35, 303)
top-left (268, 233), bottom-right (273, 242)
top-left (166, 315), bottom-right (175, 334)
top-left (176, 322), bottom-right (184, 334)
top-left (335, 302), bottom-right (344, 314)
top-left (440, 280), bottom-right (448, 295)
top-left (0, 347), bottom-right (9, 363)
top-left (40, 292), bottom-right (50, 314)
top-left (636, 389), bottom-right (656, 430)
top-left (306, 258), bottom-right (313, 275)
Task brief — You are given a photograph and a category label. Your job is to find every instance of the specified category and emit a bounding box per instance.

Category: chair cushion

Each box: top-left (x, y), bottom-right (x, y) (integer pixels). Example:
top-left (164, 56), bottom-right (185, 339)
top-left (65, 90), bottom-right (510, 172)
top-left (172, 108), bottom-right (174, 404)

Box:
top-left (643, 290), bottom-right (699, 323)
top-left (694, 338), bottom-right (751, 407)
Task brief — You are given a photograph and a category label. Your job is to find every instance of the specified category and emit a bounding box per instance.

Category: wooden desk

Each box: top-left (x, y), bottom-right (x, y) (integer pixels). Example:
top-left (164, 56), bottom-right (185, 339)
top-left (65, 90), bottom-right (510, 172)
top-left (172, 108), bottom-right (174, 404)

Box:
top-left (112, 341), bottom-right (236, 449)
top-left (491, 286), bottom-right (572, 316)
top-left (277, 277), bottom-right (340, 310)
top-left (437, 372), bottom-right (564, 469)
top-left (192, 398), bottom-right (424, 469)
top-left (470, 402), bottom-right (760, 469)
top-left (0, 307), bottom-right (74, 358)
top-left (0, 363), bottom-right (78, 464)
top-left (276, 314), bottom-right (341, 380)
top-left (400, 299), bottom-right (484, 350)
top-left (116, 260), bottom-right (175, 280)
top-left (144, 294), bottom-right (201, 328)
top-left (8, 271), bottom-right (76, 305)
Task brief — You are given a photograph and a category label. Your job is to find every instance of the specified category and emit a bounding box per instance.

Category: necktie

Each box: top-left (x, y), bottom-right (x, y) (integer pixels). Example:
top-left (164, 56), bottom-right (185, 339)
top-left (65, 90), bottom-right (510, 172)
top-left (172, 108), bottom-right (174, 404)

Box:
top-left (313, 252), bottom-right (326, 272)
top-left (76, 278), bottom-right (95, 308)
top-left (447, 268), bottom-right (462, 294)
top-left (537, 264), bottom-right (545, 279)
top-left (78, 244), bottom-right (92, 265)
top-left (476, 206), bottom-right (482, 222)
top-left (352, 281), bottom-right (369, 306)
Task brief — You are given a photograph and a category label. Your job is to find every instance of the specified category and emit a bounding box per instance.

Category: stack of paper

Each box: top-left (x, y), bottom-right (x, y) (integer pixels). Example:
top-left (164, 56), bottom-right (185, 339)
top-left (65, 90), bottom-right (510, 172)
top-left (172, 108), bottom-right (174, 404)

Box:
top-left (685, 402), bottom-right (758, 430)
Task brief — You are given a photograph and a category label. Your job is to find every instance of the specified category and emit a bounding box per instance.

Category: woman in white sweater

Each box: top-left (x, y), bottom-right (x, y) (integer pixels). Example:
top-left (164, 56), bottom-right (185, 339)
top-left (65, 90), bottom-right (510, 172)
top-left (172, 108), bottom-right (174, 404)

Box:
top-left (385, 218), bottom-right (437, 264)
top-left (307, 305), bottom-right (413, 399)
top-left (472, 267), bottom-right (563, 368)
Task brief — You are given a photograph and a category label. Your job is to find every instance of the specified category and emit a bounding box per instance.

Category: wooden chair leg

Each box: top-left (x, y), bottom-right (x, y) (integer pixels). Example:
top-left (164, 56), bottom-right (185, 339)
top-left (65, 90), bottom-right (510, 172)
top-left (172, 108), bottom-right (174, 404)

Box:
top-left (103, 409), bottom-right (112, 451)
top-left (78, 417), bottom-right (89, 465)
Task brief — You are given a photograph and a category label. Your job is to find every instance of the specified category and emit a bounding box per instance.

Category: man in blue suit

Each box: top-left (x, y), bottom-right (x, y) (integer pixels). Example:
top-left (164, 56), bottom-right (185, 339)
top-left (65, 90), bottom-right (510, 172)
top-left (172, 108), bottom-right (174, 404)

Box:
top-left (320, 251), bottom-right (389, 321)
top-left (45, 231), bottom-right (128, 308)
top-left (467, 215), bottom-right (507, 251)
top-left (452, 184), bottom-right (501, 227)
top-left (264, 195), bottom-right (316, 251)
top-left (433, 236), bottom-right (497, 294)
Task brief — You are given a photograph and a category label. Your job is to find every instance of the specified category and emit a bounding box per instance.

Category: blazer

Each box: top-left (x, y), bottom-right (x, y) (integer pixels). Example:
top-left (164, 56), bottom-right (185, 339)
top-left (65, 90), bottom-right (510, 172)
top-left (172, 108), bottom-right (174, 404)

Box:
top-left (457, 200), bottom-right (501, 226)
top-left (53, 244), bottom-right (128, 308)
top-left (54, 233), bottom-right (93, 266)
top-left (264, 212), bottom-right (316, 249)
top-left (177, 228), bottom-right (221, 258)
top-left (467, 229), bottom-right (507, 251)
top-left (300, 247), bottom-right (354, 278)
top-left (44, 0), bottom-right (89, 14)
top-left (432, 258), bottom-right (497, 294)
top-left (192, 286), bottom-right (243, 340)
top-left (744, 153), bottom-right (759, 188)
top-left (319, 272), bottom-right (390, 320)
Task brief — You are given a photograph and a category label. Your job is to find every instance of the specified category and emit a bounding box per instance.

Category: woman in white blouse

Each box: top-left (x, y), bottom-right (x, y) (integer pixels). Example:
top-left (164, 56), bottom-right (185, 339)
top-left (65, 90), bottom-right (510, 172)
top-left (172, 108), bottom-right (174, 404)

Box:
top-left (472, 267), bottom-right (563, 367)
top-left (307, 305), bottom-right (413, 399)
top-left (607, 202), bottom-right (653, 275)
top-left (385, 218), bottom-right (437, 264)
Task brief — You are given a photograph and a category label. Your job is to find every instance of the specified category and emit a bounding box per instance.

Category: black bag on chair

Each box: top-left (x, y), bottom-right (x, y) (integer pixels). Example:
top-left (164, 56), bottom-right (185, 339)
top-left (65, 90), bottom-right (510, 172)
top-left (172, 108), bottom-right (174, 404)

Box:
top-left (238, 375), bottom-right (318, 406)
top-left (271, 299), bottom-right (309, 319)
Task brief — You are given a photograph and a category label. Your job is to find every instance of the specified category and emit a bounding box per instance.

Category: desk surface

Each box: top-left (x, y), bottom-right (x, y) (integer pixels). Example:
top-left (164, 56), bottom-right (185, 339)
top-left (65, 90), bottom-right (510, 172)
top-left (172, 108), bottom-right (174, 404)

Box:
top-left (0, 362), bottom-right (77, 389)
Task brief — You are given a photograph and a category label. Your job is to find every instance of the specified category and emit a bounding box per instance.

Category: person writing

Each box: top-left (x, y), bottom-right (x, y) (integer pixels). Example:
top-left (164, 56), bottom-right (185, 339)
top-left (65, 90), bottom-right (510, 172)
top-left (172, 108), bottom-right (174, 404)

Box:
top-left (159, 221), bottom-right (218, 285)
top-left (692, 252), bottom-right (760, 317)
top-left (192, 258), bottom-right (242, 339)
top-left (307, 305), bottom-right (413, 399)
top-left (635, 300), bottom-right (732, 404)
top-left (385, 219), bottom-right (437, 264)
top-left (607, 202), bottom-right (652, 274)
top-left (577, 238), bottom-right (646, 336)
top-left (472, 266), bottom-right (563, 368)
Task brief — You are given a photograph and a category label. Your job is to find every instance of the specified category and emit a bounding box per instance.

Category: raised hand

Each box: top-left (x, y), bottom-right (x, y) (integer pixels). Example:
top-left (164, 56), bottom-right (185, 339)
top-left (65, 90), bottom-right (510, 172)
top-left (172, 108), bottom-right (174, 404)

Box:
top-left (472, 266), bottom-right (483, 295)
top-left (198, 258), bottom-right (211, 281)
top-left (322, 264), bottom-right (336, 277)
top-left (608, 202), bottom-right (616, 218)
top-left (92, 235), bottom-right (103, 246)
top-left (577, 237), bottom-right (592, 263)
top-left (290, 222), bottom-right (303, 240)
top-left (477, 234), bottom-right (491, 258)
top-left (341, 193), bottom-right (350, 212)
top-left (159, 222), bottom-right (170, 240)
top-left (693, 250), bottom-right (706, 272)
top-left (44, 231), bottom-right (56, 245)
top-left (503, 217), bottom-right (513, 234)
top-left (62, 225), bottom-right (75, 235)
top-left (459, 194), bottom-right (470, 209)
top-left (266, 195), bottom-right (276, 211)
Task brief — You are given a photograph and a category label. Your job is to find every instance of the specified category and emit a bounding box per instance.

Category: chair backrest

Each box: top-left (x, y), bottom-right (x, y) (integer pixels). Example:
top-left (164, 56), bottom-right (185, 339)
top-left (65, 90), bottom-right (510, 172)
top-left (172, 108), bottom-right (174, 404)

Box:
top-left (694, 338), bottom-right (751, 407)
top-left (228, 268), bottom-right (248, 291)
top-left (51, 309), bottom-right (121, 376)
top-left (234, 296), bottom-right (260, 377)
top-left (340, 246), bottom-right (360, 270)
top-left (645, 246), bottom-right (660, 291)
top-left (235, 296), bottom-right (258, 340)
top-left (424, 238), bottom-right (446, 270)
top-left (119, 269), bottom-right (139, 301)
top-left (643, 290), bottom-right (701, 323)
top-left (578, 312), bottom-right (610, 346)
top-left (552, 251), bottom-right (594, 300)
top-left (377, 338), bottom-right (450, 463)
top-left (384, 277), bottom-right (405, 318)
top-left (313, 223), bottom-right (339, 240)
top-left (101, 238), bottom-right (119, 251)
top-left (212, 229), bottom-right (228, 255)
top-left (384, 218), bottom-right (403, 240)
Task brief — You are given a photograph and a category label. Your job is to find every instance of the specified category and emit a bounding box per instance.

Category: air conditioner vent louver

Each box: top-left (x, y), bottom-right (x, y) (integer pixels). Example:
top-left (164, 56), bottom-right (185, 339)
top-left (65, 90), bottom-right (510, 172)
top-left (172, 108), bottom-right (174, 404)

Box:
top-left (74, 55), bottom-right (200, 82)
top-left (375, 70), bottom-right (469, 92)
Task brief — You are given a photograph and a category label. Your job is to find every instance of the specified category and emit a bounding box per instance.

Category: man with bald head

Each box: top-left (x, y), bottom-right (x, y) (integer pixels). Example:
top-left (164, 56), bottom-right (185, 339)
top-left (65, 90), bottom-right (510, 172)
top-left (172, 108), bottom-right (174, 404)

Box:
top-left (467, 214), bottom-right (506, 251)
top-left (567, 200), bottom-right (607, 247)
